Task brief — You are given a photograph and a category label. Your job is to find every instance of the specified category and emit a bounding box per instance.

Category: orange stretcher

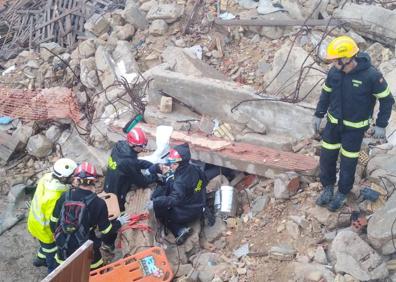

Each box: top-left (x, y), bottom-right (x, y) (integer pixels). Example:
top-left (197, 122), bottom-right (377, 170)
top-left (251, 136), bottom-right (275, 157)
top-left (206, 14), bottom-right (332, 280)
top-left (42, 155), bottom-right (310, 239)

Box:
top-left (89, 247), bottom-right (173, 282)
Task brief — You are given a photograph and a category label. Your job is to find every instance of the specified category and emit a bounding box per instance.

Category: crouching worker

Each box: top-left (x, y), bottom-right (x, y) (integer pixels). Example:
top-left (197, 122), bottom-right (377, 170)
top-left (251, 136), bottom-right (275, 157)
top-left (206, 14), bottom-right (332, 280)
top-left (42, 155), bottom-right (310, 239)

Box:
top-left (103, 127), bottom-right (157, 251)
top-left (27, 158), bottom-right (77, 273)
top-left (50, 162), bottom-right (130, 270)
top-left (150, 143), bottom-right (207, 245)
top-left (104, 127), bottom-right (157, 212)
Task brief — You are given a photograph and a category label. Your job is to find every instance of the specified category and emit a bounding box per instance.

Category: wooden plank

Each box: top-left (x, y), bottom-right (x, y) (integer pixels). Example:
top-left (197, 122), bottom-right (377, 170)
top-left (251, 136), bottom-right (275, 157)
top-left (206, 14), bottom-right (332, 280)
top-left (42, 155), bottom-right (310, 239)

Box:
top-left (0, 132), bottom-right (21, 162)
top-left (214, 18), bottom-right (343, 27)
top-left (34, 6), bottom-right (80, 30)
top-left (183, 0), bottom-right (202, 35)
top-left (42, 240), bottom-right (93, 282)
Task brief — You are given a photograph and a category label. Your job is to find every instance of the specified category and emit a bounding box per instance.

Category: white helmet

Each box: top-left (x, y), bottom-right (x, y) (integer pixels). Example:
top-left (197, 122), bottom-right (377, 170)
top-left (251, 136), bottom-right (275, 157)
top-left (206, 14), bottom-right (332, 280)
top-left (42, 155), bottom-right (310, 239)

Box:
top-left (53, 158), bottom-right (77, 178)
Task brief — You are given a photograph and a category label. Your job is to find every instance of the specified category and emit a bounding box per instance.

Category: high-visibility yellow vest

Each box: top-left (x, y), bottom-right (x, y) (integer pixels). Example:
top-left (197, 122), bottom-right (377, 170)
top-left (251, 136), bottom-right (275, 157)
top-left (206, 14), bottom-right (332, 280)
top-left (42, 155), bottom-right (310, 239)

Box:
top-left (27, 173), bottom-right (69, 244)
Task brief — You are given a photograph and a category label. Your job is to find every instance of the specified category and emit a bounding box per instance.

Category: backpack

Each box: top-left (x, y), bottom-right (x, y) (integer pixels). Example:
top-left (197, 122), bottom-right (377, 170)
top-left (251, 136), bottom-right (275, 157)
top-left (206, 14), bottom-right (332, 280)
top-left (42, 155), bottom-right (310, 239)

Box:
top-left (54, 189), bottom-right (96, 258)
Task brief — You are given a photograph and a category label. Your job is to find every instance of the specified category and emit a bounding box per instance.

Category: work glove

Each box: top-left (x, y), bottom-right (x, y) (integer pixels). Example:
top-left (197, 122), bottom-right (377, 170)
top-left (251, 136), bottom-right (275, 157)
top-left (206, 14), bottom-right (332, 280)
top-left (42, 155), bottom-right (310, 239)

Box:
top-left (144, 200), bottom-right (154, 210)
top-left (117, 214), bottom-right (130, 225)
top-left (148, 163), bottom-right (161, 174)
top-left (372, 126), bottom-right (386, 139)
top-left (312, 116), bottom-right (322, 134)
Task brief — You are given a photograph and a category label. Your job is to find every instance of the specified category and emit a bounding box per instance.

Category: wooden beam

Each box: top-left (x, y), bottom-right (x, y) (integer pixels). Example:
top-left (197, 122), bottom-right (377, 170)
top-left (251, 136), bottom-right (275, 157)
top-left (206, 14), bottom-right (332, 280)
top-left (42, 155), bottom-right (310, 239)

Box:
top-left (34, 6), bottom-right (80, 31)
top-left (42, 240), bottom-right (93, 282)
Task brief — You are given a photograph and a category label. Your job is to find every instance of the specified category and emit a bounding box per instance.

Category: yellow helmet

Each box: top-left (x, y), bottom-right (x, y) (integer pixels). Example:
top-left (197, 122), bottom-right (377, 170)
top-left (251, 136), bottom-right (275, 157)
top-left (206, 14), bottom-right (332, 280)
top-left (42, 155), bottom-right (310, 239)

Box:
top-left (326, 36), bottom-right (359, 60)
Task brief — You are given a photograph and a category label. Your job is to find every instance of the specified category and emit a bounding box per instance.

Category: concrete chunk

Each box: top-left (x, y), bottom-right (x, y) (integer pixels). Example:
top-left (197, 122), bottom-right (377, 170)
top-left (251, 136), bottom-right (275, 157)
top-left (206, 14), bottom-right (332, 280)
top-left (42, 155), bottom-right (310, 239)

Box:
top-left (84, 14), bottom-right (110, 36)
top-left (123, 1), bottom-right (148, 29)
top-left (368, 192), bottom-right (396, 255)
top-left (0, 132), bottom-right (21, 163)
top-left (159, 96), bottom-right (173, 113)
top-left (138, 124), bottom-right (318, 176)
top-left (334, 3), bottom-right (396, 46)
top-left (330, 230), bottom-right (388, 280)
top-left (146, 3), bottom-right (184, 23)
top-left (26, 134), bottom-right (53, 158)
top-left (149, 70), bottom-right (315, 139)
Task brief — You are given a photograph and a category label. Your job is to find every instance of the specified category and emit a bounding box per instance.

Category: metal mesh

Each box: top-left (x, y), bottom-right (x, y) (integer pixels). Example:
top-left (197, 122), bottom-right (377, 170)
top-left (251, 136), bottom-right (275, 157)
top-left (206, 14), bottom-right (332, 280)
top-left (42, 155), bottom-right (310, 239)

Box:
top-left (0, 86), bottom-right (81, 123)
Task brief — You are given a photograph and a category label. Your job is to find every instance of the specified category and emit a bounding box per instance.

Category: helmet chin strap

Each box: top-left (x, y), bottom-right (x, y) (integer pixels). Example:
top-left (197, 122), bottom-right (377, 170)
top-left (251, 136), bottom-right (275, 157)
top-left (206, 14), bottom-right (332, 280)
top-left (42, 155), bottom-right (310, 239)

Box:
top-left (337, 57), bottom-right (354, 71)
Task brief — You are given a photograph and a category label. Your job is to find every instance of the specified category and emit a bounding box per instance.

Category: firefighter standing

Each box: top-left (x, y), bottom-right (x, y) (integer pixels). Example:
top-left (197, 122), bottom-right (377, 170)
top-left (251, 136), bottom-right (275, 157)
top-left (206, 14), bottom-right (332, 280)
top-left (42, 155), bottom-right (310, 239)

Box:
top-left (313, 36), bottom-right (394, 211)
top-left (27, 158), bottom-right (77, 273)
top-left (50, 162), bottom-right (129, 270)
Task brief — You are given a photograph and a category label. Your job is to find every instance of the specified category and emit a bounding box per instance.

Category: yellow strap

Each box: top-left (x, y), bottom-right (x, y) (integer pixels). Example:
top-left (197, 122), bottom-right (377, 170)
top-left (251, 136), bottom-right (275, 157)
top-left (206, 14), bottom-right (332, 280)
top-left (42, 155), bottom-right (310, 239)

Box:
top-left (343, 119), bottom-right (370, 128)
top-left (55, 254), bottom-right (64, 264)
top-left (50, 215), bottom-right (59, 223)
top-left (100, 223), bottom-right (112, 235)
top-left (31, 208), bottom-right (50, 226)
top-left (90, 258), bottom-right (104, 269)
top-left (107, 156), bottom-right (117, 170)
top-left (341, 147), bottom-right (359, 158)
top-left (373, 86), bottom-right (391, 99)
top-left (37, 252), bottom-right (46, 259)
top-left (328, 112), bottom-right (369, 128)
top-left (327, 112), bottom-right (338, 124)
top-left (322, 84), bottom-right (332, 93)
top-left (42, 246), bottom-right (58, 253)
top-left (322, 141), bottom-right (341, 150)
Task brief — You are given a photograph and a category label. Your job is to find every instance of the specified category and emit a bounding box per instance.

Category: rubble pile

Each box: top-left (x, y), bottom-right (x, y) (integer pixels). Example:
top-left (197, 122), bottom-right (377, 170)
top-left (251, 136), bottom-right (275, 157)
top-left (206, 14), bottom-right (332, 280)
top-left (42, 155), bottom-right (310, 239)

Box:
top-left (0, 0), bottom-right (396, 280)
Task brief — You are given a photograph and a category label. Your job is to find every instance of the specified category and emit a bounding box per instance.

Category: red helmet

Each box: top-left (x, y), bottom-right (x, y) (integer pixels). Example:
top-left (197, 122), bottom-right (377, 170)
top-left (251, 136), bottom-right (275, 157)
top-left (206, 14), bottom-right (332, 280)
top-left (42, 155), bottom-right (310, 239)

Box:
top-left (74, 162), bottom-right (98, 180)
top-left (127, 127), bottom-right (148, 146)
top-left (166, 148), bottom-right (182, 164)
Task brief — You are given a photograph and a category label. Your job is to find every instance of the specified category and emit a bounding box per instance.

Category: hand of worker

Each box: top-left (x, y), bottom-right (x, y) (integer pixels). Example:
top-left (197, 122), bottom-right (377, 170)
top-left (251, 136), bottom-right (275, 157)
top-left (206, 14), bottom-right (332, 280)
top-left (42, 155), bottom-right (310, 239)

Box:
top-left (117, 214), bottom-right (130, 225)
top-left (372, 126), bottom-right (386, 139)
top-left (312, 116), bottom-right (322, 134)
top-left (160, 164), bottom-right (170, 175)
top-left (148, 163), bottom-right (160, 174)
top-left (144, 200), bottom-right (154, 210)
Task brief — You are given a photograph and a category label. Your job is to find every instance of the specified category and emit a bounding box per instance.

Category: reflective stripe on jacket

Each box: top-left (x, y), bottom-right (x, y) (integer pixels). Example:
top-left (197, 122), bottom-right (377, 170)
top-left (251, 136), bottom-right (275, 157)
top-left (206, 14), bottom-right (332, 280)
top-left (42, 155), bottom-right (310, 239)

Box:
top-left (315, 52), bottom-right (394, 128)
top-left (27, 173), bottom-right (69, 244)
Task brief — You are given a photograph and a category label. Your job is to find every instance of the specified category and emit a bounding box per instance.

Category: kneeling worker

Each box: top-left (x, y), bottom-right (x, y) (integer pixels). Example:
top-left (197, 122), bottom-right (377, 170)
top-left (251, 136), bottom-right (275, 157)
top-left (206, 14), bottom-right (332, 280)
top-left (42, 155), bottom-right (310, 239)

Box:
top-left (151, 143), bottom-right (207, 245)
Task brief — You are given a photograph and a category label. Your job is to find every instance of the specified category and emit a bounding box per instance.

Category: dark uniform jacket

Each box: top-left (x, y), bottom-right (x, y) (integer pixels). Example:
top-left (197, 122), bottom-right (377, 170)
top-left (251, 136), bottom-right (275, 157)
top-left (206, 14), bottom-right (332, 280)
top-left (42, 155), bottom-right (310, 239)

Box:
top-left (104, 141), bottom-right (154, 208)
top-left (315, 52), bottom-right (394, 128)
top-left (50, 188), bottom-right (121, 258)
top-left (153, 143), bottom-right (207, 223)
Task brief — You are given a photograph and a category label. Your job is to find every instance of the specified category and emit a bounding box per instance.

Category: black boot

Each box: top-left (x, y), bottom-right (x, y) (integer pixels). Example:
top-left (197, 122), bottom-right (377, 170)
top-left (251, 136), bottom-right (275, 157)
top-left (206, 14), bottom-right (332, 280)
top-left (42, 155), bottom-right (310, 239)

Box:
top-left (33, 257), bottom-right (47, 267)
top-left (315, 186), bottom-right (334, 207)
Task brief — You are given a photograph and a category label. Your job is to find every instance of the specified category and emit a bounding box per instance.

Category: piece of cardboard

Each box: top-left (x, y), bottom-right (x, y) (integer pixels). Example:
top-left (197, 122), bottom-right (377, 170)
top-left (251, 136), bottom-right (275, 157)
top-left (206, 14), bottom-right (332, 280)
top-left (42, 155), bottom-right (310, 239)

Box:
top-left (97, 192), bottom-right (120, 220)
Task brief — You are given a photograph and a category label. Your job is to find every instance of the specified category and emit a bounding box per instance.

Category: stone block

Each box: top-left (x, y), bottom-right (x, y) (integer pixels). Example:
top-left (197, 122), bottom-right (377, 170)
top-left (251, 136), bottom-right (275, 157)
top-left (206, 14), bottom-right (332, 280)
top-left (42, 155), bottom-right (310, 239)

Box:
top-left (159, 96), bottom-right (173, 113)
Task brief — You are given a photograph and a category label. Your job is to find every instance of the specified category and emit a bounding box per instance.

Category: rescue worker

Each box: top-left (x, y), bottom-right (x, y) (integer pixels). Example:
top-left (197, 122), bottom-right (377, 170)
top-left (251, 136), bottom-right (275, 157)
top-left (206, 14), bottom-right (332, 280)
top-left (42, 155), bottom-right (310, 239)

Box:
top-left (50, 162), bottom-right (130, 270)
top-left (104, 127), bottom-right (156, 212)
top-left (103, 127), bottom-right (157, 251)
top-left (150, 143), bottom-right (207, 245)
top-left (27, 158), bottom-right (77, 273)
top-left (313, 36), bottom-right (394, 211)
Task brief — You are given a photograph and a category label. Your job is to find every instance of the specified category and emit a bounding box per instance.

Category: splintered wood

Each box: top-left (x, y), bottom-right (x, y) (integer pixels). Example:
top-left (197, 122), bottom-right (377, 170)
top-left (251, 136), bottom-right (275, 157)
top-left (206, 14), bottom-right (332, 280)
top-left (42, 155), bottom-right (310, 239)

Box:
top-left (0, 0), bottom-right (124, 58)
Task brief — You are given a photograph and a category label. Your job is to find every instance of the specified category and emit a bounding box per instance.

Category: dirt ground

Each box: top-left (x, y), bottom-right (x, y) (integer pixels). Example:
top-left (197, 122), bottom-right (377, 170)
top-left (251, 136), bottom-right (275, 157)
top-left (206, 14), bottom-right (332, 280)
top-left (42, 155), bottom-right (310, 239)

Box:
top-left (221, 185), bottom-right (324, 282)
top-left (0, 213), bottom-right (47, 282)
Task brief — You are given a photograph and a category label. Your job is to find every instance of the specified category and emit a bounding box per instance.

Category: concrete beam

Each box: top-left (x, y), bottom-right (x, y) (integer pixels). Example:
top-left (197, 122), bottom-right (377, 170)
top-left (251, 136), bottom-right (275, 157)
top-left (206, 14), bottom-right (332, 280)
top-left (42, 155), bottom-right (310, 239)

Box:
top-left (149, 69), bottom-right (315, 140)
top-left (111, 124), bottom-right (318, 177)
